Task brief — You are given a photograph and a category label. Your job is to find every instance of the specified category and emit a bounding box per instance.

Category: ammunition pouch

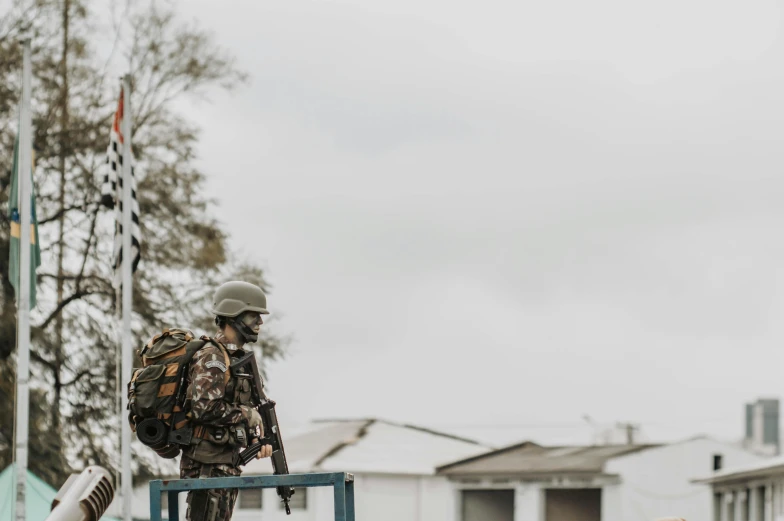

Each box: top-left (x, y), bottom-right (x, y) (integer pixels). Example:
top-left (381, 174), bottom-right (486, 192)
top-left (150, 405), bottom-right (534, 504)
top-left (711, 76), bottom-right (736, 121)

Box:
top-left (204, 427), bottom-right (230, 445)
top-left (186, 423), bottom-right (249, 465)
top-left (193, 424), bottom-right (249, 447)
top-left (232, 425), bottom-right (248, 447)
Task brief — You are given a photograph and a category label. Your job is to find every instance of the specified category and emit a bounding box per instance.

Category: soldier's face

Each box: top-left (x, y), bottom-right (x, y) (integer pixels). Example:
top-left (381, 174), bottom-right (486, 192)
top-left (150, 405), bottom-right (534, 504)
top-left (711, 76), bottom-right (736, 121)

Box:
top-left (239, 311), bottom-right (264, 334)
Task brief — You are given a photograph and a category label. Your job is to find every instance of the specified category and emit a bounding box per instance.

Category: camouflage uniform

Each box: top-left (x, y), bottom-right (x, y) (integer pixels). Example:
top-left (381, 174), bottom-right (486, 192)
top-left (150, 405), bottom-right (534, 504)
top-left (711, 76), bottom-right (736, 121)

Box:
top-left (179, 458), bottom-right (240, 521)
top-left (180, 332), bottom-right (254, 521)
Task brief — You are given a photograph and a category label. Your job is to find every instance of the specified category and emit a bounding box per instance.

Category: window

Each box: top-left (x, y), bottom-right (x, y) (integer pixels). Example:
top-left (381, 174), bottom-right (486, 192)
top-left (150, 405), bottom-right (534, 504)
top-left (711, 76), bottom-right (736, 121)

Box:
top-left (279, 488), bottom-right (307, 510)
top-left (239, 488), bottom-right (263, 510)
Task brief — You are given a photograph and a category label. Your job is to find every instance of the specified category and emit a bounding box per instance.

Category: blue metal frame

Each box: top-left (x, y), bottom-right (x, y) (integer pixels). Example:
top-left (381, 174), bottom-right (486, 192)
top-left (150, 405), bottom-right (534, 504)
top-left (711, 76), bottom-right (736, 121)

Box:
top-left (149, 472), bottom-right (355, 521)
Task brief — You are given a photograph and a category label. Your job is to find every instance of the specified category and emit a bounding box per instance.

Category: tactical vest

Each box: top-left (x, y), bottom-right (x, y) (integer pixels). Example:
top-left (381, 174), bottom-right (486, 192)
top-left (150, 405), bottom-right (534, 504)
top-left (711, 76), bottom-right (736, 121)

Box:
top-left (128, 328), bottom-right (253, 464)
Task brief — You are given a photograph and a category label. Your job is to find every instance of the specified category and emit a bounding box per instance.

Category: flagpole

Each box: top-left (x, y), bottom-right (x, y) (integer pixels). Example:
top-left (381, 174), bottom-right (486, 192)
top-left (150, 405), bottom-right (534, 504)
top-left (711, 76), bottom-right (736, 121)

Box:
top-left (14, 37), bottom-right (33, 521)
top-left (120, 74), bottom-right (133, 521)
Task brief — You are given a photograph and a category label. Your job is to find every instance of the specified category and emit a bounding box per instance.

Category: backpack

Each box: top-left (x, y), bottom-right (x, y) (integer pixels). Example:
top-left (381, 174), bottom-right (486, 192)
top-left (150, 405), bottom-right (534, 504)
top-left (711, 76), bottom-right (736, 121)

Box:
top-left (127, 328), bottom-right (230, 459)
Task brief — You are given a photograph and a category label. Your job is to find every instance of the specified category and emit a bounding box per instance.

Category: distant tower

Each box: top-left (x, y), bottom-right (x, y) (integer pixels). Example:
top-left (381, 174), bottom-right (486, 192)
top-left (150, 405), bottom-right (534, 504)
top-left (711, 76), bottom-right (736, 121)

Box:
top-left (743, 398), bottom-right (780, 456)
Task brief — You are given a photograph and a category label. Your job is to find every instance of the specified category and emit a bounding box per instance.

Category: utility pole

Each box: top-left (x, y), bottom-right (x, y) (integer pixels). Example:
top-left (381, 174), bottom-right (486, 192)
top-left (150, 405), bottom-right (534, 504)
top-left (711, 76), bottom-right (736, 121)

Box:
top-left (616, 422), bottom-right (640, 444)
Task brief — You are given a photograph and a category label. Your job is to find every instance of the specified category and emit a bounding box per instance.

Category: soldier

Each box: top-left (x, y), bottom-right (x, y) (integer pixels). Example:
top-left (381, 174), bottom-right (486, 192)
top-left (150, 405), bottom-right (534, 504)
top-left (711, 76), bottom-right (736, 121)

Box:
top-left (180, 281), bottom-right (275, 521)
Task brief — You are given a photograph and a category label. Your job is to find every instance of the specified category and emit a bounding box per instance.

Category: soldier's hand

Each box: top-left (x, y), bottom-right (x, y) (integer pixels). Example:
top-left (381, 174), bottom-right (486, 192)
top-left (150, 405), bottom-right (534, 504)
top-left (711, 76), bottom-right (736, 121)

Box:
top-left (256, 444), bottom-right (273, 459)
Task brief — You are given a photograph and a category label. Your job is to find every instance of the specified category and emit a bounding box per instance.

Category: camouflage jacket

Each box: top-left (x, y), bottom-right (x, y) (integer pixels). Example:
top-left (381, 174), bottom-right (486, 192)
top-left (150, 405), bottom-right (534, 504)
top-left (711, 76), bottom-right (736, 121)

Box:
top-left (182, 333), bottom-right (255, 464)
top-left (185, 341), bottom-right (245, 426)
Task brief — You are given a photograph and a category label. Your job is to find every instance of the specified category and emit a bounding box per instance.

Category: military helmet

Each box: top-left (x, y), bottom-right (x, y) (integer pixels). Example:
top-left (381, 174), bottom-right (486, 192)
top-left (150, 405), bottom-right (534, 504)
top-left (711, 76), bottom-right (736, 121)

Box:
top-left (211, 281), bottom-right (269, 318)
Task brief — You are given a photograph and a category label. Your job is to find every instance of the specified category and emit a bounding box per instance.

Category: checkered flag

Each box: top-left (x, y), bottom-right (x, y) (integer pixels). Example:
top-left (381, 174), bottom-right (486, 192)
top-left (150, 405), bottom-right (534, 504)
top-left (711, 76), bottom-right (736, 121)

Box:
top-left (101, 87), bottom-right (141, 288)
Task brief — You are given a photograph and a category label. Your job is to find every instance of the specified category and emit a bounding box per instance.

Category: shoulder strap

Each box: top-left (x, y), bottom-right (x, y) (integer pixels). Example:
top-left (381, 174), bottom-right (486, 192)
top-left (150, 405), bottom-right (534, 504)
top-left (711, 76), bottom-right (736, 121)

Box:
top-left (182, 339), bottom-right (208, 364)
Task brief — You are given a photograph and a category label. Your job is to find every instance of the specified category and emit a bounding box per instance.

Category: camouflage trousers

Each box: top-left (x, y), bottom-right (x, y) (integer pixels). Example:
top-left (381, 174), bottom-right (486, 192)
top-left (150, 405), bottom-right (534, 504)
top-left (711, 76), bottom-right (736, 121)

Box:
top-left (180, 455), bottom-right (241, 521)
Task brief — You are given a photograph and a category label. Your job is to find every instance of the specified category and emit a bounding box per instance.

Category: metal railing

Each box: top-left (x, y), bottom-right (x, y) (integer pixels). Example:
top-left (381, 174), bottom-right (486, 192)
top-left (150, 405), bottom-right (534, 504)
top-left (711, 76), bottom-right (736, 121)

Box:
top-left (149, 472), bottom-right (355, 521)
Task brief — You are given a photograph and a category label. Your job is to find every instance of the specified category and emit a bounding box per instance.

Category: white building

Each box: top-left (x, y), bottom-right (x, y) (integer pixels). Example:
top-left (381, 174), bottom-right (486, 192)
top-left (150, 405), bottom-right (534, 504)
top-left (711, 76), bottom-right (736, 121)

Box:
top-left (236, 418), bottom-right (493, 521)
top-left (126, 426), bottom-right (765, 521)
top-left (693, 453), bottom-right (784, 521)
top-left (602, 437), bottom-right (766, 521)
top-left (437, 436), bottom-right (765, 521)
top-left (128, 418), bottom-right (492, 521)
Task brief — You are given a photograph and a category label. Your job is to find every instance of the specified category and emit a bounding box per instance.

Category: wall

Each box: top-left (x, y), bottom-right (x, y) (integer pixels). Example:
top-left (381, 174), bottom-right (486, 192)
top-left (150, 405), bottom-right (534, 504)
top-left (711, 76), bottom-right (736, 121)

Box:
top-left (602, 438), bottom-right (766, 521)
top-left (126, 482), bottom-right (187, 521)
top-left (232, 486), bottom-right (316, 521)
top-left (515, 483), bottom-right (545, 521)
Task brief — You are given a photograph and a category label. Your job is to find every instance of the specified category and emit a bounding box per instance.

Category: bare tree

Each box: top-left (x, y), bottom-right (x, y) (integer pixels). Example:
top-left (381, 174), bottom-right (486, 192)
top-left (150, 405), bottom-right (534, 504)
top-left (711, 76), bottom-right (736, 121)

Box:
top-left (0, 0), bottom-right (288, 485)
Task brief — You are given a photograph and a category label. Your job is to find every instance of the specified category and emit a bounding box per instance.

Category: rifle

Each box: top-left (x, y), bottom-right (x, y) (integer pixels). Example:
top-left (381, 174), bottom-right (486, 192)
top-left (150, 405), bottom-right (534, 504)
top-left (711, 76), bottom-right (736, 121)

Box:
top-left (231, 352), bottom-right (294, 515)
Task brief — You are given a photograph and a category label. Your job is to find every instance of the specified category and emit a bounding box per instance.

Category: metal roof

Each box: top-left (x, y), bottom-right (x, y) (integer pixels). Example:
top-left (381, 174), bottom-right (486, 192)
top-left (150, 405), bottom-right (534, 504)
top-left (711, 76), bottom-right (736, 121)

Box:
top-left (436, 441), bottom-right (660, 477)
top-left (243, 418), bottom-right (494, 476)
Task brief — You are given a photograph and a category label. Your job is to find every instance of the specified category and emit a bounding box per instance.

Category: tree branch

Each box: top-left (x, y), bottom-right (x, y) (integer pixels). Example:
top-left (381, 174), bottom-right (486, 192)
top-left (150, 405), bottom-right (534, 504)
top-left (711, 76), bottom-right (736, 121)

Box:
top-left (76, 194), bottom-right (100, 291)
top-left (38, 290), bottom-right (89, 330)
top-left (30, 350), bottom-right (56, 372)
top-left (62, 368), bottom-right (92, 388)
top-left (39, 203), bottom-right (89, 225)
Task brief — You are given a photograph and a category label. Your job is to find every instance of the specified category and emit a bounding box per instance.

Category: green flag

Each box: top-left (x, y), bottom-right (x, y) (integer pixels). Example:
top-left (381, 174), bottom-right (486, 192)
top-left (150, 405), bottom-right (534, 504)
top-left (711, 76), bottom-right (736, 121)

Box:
top-left (8, 130), bottom-right (41, 309)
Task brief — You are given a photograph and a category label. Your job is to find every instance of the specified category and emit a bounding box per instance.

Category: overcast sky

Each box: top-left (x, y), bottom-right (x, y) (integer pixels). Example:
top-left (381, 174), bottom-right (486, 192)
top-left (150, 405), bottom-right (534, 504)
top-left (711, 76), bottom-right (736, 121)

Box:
top-left (172, 0), bottom-right (784, 447)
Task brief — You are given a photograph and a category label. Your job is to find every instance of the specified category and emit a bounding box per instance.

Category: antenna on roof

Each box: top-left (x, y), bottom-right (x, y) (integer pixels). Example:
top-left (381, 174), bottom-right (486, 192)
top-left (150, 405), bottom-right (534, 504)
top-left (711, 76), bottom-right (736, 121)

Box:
top-left (582, 415), bottom-right (597, 445)
top-left (616, 422), bottom-right (640, 444)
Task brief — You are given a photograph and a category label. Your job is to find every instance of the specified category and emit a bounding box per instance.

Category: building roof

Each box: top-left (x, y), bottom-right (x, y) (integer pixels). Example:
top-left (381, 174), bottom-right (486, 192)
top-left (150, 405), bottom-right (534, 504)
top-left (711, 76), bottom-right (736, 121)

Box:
top-left (436, 440), bottom-right (660, 477)
top-left (243, 418), bottom-right (494, 476)
top-left (693, 454), bottom-right (784, 486)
